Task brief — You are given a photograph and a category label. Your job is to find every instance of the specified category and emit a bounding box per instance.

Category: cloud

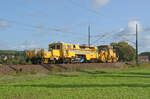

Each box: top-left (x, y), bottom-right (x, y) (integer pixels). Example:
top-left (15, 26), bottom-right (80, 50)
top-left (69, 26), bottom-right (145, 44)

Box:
top-left (114, 20), bottom-right (141, 41)
top-left (139, 35), bottom-right (150, 52)
top-left (117, 20), bottom-right (141, 36)
top-left (16, 40), bottom-right (39, 50)
top-left (0, 21), bottom-right (11, 28)
top-left (114, 20), bottom-right (150, 52)
top-left (91, 0), bottom-right (109, 8)
top-left (55, 26), bottom-right (70, 32)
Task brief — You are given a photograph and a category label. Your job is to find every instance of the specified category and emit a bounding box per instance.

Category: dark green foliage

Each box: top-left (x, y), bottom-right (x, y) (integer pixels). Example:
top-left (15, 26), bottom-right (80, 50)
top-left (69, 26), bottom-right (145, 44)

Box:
top-left (0, 56), bottom-right (2, 64)
top-left (111, 41), bottom-right (136, 62)
top-left (140, 52), bottom-right (150, 61)
top-left (0, 50), bottom-right (25, 56)
top-left (0, 50), bottom-right (32, 65)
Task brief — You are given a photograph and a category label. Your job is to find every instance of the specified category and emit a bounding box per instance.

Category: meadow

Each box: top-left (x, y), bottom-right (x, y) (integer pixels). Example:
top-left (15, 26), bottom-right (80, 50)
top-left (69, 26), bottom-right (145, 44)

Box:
top-left (0, 64), bottom-right (150, 99)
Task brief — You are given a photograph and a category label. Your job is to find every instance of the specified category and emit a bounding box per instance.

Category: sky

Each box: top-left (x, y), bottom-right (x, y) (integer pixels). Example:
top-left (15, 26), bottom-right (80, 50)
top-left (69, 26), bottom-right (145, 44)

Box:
top-left (0, 0), bottom-right (150, 52)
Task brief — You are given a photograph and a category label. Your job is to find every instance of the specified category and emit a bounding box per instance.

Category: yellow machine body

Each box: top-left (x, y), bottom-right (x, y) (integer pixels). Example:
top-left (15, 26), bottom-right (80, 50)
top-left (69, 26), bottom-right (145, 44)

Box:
top-left (98, 45), bottom-right (118, 63)
top-left (25, 42), bottom-right (118, 64)
top-left (25, 49), bottom-right (37, 59)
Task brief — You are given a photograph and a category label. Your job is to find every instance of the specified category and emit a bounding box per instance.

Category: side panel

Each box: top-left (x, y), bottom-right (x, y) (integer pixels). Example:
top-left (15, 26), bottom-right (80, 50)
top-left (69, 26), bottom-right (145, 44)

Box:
top-left (52, 50), bottom-right (61, 59)
top-left (62, 43), bottom-right (97, 61)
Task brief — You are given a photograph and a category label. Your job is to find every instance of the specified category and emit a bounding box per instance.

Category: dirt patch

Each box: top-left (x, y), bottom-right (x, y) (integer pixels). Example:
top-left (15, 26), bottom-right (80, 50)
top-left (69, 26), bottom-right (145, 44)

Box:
top-left (0, 63), bottom-right (126, 75)
top-left (0, 66), bottom-right (13, 75)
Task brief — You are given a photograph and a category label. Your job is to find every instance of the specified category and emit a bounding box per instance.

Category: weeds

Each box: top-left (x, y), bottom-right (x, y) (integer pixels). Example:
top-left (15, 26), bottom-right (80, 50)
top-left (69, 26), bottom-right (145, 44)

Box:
top-left (51, 66), bottom-right (61, 73)
top-left (30, 69), bottom-right (37, 74)
top-left (1, 65), bottom-right (150, 99)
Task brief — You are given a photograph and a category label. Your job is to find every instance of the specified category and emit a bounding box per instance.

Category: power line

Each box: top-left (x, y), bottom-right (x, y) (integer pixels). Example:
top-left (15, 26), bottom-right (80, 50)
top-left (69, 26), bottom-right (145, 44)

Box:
top-left (91, 30), bottom-right (116, 45)
top-left (0, 17), bottom-right (40, 29)
top-left (0, 17), bottom-right (86, 36)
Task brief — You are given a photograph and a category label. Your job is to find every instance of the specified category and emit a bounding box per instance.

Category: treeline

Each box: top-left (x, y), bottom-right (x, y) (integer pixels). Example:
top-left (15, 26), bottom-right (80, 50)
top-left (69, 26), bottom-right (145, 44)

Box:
top-left (0, 50), bottom-right (25, 56)
top-left (111, 41), bottom-right (150, 62)
top-left (0, 50), bottom-right (32, 65)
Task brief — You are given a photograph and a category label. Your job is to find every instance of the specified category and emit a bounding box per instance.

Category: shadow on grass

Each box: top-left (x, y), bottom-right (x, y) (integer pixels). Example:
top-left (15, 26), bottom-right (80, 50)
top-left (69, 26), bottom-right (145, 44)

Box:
top-left (92, 75), bottom-right (150, 78)
top-left (78, 70), bottom-right (107, 74)
top-left (50, 74), bottom-right (78, 77)
top-left (119, 72), bottom-right (150, 76)
top-left (49, 72), bottom-right (149, 78)
top-left (77, 70), bottom-right (150, 78)
top-left (1, 83), bottom-right (150, 88)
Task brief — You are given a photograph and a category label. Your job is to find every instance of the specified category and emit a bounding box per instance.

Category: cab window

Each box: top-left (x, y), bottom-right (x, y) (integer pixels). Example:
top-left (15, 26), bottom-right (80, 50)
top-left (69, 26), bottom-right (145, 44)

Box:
top-left (56, 45), bottom-right (60, 49)
top-left (51, 46), bottom-right (55, 49)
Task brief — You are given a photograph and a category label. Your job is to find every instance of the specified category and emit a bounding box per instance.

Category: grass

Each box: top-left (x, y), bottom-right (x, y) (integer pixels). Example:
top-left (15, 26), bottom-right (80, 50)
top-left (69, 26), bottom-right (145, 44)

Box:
top-left (0, 64), bottom-right (150, 99)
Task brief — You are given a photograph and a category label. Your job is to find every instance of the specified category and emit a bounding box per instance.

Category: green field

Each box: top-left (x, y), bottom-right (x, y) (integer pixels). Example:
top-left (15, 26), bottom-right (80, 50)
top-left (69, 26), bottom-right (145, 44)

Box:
top-left (1, 65), bottom-right (150, 99)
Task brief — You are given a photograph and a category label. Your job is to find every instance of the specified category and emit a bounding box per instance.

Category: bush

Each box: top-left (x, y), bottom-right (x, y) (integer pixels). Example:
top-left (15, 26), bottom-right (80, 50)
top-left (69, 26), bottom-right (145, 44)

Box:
top-left (111, 42), bottom-right (136, 62)
top-left (0, 57), bottom-right (2, 64)
top-left (0, 55), bottom-right (33, 65)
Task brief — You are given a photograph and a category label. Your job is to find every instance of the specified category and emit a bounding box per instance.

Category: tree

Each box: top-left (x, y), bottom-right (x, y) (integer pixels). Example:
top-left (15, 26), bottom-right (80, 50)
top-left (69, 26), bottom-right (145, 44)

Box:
top-left (139, 52), bottom-right (150, 61)
top-left (111, 41), bottom-right (136, 62)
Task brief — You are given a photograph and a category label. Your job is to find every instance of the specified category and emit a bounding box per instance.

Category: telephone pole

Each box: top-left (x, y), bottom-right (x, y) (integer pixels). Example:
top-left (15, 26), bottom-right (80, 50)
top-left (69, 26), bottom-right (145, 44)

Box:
top-left (136, 24), bottom-right (139, 65)
top-left (88, 24), bottom-right (90, 47)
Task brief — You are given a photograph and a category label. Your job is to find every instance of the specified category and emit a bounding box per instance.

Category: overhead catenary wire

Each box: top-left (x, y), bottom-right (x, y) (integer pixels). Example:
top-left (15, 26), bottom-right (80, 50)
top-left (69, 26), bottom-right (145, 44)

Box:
top-left (91, 30), bottom-right (117, 46)
top-left (0, 17), bottom-right (86, 36)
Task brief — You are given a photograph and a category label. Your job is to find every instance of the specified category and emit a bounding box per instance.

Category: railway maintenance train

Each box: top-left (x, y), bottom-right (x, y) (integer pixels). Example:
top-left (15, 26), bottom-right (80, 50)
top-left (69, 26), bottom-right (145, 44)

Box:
top-left (25, 42), bottom-right (118, 64)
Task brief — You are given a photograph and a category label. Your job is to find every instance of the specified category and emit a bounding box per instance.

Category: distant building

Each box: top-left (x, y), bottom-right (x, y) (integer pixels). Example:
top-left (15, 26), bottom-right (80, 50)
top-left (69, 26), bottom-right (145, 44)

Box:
top-left (140, 56), bottom-right (149, 62)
